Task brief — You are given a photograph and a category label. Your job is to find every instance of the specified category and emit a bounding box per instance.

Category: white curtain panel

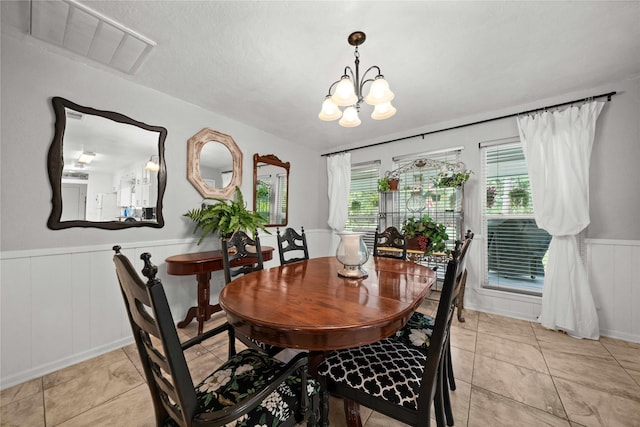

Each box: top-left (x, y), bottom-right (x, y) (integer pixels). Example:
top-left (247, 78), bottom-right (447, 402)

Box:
top-left (517, 101), bottom-right (604, 339)
top-left (326, 152), bottom-right (351, 231)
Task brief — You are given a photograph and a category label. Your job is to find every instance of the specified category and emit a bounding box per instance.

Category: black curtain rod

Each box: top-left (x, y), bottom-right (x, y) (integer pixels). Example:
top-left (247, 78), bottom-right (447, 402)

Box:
top-left (320, 91), bottom-right (617, 157)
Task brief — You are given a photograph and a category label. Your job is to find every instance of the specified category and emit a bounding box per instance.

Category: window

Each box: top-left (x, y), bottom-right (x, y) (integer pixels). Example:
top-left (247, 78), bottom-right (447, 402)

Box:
top-left (346, 162), bottom-right (380, 243)
top-left (391, 149), bottom-right (463, 244)
top-left (276, 173), bottom-right (287, 224)
top-left (481, 141), bottom-right (551, 295)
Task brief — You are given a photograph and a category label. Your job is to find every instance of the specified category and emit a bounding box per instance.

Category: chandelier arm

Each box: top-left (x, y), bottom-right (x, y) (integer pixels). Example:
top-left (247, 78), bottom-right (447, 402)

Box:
top-left (361, 65), bottom-right (382, 80)
top-left (358, 65), bottom-right (383, 95)
top-left (325, 79), bottom-right (341, 96)
top-left (343, 66), bottom-right (355, 81)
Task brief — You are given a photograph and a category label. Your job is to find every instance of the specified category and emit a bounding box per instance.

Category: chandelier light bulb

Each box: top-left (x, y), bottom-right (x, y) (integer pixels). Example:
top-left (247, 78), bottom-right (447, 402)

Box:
top-left (364, 77), bottom-right (394, 106)
top-left (331, 76), bottom-right (358, 106)
top-left (339, 106), bottom-right (361, 127)
top-left (318, 96), bottom-right (342, 121)
top-left (371, 101), bottom-right (397, 120)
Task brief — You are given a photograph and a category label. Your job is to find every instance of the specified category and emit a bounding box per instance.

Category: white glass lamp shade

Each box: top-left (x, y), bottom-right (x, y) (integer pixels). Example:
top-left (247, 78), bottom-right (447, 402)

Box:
top-left (336, 231), bottom-right (369, 278)
top-left (331, 76), bottom-right (358, 106)
top-left (339, 106), bottom-right (361, 127)
top-left (318, 96), bottom-right (342, 121)
top-left (364, 77), bottom-right (395, 106)
top-left (371, 102), bottom-right (397, 120)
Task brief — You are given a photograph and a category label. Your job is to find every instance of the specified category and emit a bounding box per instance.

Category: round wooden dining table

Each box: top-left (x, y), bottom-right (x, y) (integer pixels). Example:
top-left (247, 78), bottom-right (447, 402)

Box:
top-left (219, 255), bottom-right (435, 353)
top-left (220, 256), bottom-right (435, 427)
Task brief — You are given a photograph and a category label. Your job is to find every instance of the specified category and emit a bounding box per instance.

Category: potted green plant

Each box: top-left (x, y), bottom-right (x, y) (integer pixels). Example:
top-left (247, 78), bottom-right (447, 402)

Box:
top-left (184, 186), bottom-right (269, 244)
top-left (377, 177), bottom-right (391, 192)
top-left (378, 172), bottom-right (400, 192)
top-left (509, 180), bottom-right (530, 210)
top-left (435, 168), bottom-right (472, 188)
top-left (486, 185), bottom-right (497, 208)
top-left (401, 214), bottom-right (449, 254)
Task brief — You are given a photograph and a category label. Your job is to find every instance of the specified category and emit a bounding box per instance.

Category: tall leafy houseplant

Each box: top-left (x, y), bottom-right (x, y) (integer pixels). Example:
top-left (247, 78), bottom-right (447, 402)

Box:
top-left (401, 214), bottom-right (449, 254)
top-left (184, 187), bottom-right (269, 244)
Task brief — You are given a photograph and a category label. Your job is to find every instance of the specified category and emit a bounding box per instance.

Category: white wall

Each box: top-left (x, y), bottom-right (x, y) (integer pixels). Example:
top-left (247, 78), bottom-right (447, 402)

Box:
top-left (0, 32), bottom-right (329, 253)
top-left (0, 30), bottom-right (330, 388)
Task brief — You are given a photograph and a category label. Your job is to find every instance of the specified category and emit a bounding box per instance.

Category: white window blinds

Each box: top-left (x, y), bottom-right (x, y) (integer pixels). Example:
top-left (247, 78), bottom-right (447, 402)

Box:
top-left (481, 142), bottom-right (551, 295)
top-left (346, 162), bottom-right (380, 233)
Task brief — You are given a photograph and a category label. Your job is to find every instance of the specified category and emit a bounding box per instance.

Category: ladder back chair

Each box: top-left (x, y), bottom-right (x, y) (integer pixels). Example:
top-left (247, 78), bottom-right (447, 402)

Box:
top-left (276, 226), bottom-right (310, 265)
top-left (317, 250), bottom-right (462, 427)
top-left (112, 246), bottom-right (319, 427)
top-left (373, 226), bottom-right (408, 260)
top-left (392, 230), bottom-right (474, 425)
top-left (221, 230), bottom-right (265, 285)
top-left (221, 231), bottom-right (282, 356)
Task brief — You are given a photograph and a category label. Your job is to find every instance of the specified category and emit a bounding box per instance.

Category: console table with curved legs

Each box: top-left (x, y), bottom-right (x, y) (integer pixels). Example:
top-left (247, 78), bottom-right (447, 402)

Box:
top-left (165, 247), bottom-right (274, 335)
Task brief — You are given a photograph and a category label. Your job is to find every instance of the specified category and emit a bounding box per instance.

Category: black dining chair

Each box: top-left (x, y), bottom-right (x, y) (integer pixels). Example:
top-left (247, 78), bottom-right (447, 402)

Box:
top-left (276, 226), bottom-right (310, 265)
top-left (373, 226), bottom-right (408, 260)
top-left (317, 248), bottom-right (462, 427)
top-left (222, 230), bottom-right (283, 357)
top-left (112, 246), bottom-right (319, 427)
top-left (221, 230), bottom-right (265, 284)
top-left (391, 230), bottom-right (474, 425)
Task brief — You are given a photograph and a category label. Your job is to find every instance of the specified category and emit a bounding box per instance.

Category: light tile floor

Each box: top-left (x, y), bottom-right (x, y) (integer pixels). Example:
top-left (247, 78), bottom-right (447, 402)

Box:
top-left (2, 297), bottom-right (640, 427)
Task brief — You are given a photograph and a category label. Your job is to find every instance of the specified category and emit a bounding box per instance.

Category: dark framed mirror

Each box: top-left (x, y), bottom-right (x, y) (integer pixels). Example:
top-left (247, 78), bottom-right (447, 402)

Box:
top-left (187, 128), bottom-right (242, 199)
top-left (253, 154), bottom-right (290, 227)
top-left (47, 97), bottom-right (167, 230)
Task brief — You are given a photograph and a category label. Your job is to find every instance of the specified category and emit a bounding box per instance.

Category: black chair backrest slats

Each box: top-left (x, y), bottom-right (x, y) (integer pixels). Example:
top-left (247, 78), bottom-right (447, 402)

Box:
top-left (276, 226), bottom-right (310, 265)
top-left (221, 231), bottom-right (264, 284)
top-left (416, 245), bottom-right (460, 413)
top-left (373, 226), bottom-right (408, 260)
top-left (113, 248), bottom-right (198, 425)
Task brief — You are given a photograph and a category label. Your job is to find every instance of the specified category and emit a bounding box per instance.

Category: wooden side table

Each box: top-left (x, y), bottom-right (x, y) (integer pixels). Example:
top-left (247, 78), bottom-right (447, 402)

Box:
top-left (166, 247), bottom-right (274, 334)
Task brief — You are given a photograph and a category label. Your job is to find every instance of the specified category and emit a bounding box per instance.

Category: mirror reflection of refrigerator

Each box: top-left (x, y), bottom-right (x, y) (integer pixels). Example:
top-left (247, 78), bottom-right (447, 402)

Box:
top-left (97, 193), bottom-right (119, 220)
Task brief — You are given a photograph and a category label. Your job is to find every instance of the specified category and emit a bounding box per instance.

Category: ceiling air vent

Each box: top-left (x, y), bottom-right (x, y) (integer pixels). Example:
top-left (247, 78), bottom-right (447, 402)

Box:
top-left (29, 0), bottom-right (156, 74)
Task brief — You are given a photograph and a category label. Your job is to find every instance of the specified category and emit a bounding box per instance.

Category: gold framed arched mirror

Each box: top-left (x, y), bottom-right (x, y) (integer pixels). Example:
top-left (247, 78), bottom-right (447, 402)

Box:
top-left (253, 154), bottom-right (290, 227)
top-left (187, 128), bottom-right (242, 199)
top-left (47, 97), bottom-right (167, 230)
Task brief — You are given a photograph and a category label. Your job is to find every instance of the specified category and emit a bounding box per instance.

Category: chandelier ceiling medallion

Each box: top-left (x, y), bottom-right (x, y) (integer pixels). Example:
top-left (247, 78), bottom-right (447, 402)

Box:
top-left (318, 31), bottom-right (396, 128)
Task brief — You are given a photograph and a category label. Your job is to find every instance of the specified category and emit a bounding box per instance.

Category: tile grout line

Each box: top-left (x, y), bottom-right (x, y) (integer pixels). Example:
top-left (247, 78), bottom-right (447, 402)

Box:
top-left (533, 321), bottom-right (571, 423)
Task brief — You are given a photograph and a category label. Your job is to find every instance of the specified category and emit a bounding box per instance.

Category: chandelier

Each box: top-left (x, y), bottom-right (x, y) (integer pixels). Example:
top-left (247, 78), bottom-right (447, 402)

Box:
top-left (318, 31), bottom-right (396, 127)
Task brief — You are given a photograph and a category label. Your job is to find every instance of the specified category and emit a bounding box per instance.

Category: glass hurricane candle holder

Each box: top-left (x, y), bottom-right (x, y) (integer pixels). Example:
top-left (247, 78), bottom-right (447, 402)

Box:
top-left (336, 231), bottom-right (369, 279)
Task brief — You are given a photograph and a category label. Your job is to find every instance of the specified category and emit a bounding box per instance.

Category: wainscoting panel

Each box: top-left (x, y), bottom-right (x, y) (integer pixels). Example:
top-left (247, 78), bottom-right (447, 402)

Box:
top-left (452, 237), bottom-right (640, 344)
top-left (0, 230), bottom-right (336, 390)
top-left (1, 240), bottom-right (202, 389)
top-left (587, 239), bottom-right (640, 342)
top-left (4, 234), bottom-right (633, 390)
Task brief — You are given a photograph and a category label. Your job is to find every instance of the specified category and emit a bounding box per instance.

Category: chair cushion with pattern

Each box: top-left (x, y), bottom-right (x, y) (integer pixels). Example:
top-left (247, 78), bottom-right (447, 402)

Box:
top-left (189, 348), bottom-right (319, 427)
top-left (393, 311), bottom-right (435, 351)
top-left (317, 338), bottom-right (425, 411)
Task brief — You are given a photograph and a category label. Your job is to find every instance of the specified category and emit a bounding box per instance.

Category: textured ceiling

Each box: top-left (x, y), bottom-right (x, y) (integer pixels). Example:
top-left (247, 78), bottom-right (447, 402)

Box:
top-left (3, 1), bottom-right (639, 153)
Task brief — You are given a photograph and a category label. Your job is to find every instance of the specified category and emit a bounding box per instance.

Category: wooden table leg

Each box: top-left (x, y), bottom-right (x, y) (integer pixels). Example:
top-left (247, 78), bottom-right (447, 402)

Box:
top-left (307, 351), bottom-right (330, 427)
top-left (176, 272), bottom-right (222, 334)
top-left (195, 272), bottom-right (211, 335)
top-left (344, 399), bottom-right (363, 427)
